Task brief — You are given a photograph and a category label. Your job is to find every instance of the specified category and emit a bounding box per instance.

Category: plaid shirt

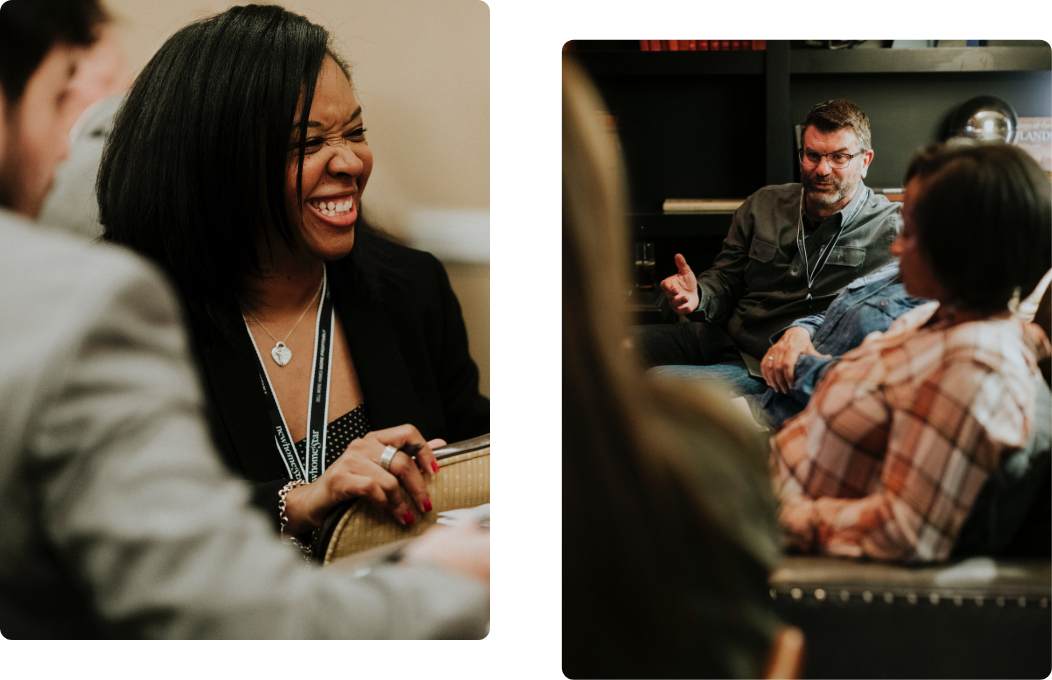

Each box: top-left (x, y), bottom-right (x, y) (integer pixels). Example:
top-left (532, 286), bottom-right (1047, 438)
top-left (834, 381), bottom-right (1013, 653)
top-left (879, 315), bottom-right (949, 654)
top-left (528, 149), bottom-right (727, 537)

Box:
top-left (771, 302), bottom-right (1050, 562)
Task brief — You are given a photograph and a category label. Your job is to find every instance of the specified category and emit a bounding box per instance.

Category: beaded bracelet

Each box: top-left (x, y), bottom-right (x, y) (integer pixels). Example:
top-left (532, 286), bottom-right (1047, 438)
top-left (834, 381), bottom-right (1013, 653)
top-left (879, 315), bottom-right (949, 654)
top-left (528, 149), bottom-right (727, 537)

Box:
top-left (278, 479), bottom-right (315, 564)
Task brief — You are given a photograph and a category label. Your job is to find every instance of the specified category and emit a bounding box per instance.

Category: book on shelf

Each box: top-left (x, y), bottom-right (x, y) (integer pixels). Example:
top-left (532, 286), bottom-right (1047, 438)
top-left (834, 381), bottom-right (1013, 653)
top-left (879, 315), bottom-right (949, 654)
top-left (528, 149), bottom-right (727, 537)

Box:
top-left (1016, 117), bottom-right (1052, 172)
top-left (663, 198), bottom-right (745, 213)
top-left (637, 40), bottom-right (767, 51)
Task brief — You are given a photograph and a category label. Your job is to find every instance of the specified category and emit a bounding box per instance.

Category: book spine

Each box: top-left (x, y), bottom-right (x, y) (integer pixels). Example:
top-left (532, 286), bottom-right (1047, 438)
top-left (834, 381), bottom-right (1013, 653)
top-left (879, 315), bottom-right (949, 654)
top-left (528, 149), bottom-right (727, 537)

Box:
top-left (635, 38), bottom-right (770, 51)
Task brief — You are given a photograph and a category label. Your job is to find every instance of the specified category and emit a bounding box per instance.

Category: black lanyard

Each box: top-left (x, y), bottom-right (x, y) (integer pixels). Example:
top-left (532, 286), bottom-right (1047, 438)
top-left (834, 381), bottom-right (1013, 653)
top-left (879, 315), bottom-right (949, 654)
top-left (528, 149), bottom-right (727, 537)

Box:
top-left (245, 269), bottom-right (335, 482)
top-left (795, 186), bottom-right (868, 300)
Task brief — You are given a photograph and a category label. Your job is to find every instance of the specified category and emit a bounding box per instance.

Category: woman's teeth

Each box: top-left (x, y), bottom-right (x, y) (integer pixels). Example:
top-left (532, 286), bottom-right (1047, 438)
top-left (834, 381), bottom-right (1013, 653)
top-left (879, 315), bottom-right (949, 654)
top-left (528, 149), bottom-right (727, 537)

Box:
top-left (310, 199), bottom-right (353, 217)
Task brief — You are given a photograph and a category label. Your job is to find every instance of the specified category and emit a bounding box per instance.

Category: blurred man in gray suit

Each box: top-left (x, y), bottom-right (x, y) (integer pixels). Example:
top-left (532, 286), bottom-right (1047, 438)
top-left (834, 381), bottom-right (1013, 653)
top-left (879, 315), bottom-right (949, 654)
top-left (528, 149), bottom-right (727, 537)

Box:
top-left (0, 0), bottom-right (487, 639)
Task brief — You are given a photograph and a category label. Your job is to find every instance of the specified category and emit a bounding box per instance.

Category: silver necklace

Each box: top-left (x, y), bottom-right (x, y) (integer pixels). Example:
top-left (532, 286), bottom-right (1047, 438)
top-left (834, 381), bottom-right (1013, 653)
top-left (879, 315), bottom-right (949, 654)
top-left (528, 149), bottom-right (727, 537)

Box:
top-left (243, 271), bottom-right (324, 367)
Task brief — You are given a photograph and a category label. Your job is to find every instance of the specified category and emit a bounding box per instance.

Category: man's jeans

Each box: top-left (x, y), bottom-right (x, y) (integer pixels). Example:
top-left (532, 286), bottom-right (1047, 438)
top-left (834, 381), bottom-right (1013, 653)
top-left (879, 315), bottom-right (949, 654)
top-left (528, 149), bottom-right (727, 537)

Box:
top-left (634, 321), bottom-right (768, 397)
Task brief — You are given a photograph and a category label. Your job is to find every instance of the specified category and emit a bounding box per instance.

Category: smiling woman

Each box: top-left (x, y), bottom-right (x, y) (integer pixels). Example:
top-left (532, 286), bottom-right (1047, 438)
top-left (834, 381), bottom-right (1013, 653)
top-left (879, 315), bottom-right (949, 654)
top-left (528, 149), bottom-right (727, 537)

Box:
top-left (100, 5), bottom-right (330, 309)
top-left (98, 4), bottom-right (489, 551)
top-left (285, 56), bottom-right (372, 262)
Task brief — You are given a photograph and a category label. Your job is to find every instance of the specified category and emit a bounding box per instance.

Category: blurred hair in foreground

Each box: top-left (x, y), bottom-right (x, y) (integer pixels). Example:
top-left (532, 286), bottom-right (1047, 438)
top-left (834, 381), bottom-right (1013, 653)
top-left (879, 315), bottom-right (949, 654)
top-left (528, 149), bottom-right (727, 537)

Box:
top-left (562, 55), bottom-right (799, 679)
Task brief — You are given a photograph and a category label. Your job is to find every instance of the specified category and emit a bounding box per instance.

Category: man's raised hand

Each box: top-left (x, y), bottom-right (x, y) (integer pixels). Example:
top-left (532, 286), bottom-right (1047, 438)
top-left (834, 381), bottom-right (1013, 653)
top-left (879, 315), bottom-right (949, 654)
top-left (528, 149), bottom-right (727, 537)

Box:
top-left (661, 253), bottom-right (699, 315)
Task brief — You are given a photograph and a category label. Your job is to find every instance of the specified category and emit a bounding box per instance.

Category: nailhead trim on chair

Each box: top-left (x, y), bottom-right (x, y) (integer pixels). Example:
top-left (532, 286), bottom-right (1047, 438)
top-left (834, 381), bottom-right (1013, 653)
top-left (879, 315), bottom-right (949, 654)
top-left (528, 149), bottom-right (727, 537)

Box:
top-left (770, 588), bottom-right (1049, 608)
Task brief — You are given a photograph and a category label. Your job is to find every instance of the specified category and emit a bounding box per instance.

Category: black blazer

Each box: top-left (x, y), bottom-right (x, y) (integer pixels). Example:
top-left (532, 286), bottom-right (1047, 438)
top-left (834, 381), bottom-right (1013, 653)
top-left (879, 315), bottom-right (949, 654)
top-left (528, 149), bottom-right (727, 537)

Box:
top-left (187, 244), bottom-right (490, 520)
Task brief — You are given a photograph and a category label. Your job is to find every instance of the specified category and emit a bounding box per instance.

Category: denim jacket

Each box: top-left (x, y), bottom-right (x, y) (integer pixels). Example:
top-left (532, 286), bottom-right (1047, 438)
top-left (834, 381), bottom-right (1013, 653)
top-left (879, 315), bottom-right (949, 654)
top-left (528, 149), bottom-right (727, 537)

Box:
top-left (747, 262), bottom-right (929, 428)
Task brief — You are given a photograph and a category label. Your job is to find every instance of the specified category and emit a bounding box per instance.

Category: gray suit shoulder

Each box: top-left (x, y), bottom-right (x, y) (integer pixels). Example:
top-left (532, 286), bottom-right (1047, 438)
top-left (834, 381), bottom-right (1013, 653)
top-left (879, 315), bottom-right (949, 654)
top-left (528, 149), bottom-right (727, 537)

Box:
top-left (0, 210), bottom-right (491, 639)
top-left (0, 208), bottom-right (175, 311)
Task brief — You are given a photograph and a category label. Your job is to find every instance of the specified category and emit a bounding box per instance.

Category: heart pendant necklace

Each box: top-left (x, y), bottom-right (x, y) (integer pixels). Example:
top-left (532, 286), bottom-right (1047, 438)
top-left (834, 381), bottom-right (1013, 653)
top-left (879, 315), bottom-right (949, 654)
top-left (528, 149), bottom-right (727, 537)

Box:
top-left (243, 272), bottom-right (324, 367)
top-left (271, 342), bottom-right (293, 367)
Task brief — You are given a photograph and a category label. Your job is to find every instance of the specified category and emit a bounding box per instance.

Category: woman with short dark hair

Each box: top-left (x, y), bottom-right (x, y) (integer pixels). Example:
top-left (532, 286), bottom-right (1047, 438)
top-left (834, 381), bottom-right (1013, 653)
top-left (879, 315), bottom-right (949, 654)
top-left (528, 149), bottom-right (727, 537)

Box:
top-left (771, 142), bottom-right (1051, 562)
top-left (99, 5), bottom-right (488, 552)
top-left (901, 142), bottom-right (1050, 313)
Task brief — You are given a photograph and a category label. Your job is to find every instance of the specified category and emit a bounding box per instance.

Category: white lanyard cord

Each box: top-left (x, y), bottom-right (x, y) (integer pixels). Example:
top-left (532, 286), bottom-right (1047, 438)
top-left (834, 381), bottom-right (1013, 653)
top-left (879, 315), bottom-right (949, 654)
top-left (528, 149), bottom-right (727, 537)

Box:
top-left (796, 185), bottom-right (869, 300)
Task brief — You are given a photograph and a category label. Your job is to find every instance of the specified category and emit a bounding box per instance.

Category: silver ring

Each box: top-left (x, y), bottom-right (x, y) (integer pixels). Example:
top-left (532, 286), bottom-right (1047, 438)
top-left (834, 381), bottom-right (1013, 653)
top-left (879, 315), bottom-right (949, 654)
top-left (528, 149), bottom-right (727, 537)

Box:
top-left (379, 445), bottom-right (398, 471)
top-left (768, 356), bottom-right (774, 361)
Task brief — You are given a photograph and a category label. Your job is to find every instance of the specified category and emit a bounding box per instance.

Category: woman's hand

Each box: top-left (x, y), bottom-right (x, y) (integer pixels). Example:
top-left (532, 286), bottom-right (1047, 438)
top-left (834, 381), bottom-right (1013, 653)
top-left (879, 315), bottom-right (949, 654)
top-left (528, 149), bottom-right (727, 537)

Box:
top-left (283, 425), bottom-right (444, 534)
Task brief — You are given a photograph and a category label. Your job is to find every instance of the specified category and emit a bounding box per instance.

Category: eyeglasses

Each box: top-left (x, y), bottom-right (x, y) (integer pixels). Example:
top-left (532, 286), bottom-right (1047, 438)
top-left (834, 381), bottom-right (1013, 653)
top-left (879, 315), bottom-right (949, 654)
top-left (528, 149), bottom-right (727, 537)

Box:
top-left (798, 149), bottom-right (864, 169)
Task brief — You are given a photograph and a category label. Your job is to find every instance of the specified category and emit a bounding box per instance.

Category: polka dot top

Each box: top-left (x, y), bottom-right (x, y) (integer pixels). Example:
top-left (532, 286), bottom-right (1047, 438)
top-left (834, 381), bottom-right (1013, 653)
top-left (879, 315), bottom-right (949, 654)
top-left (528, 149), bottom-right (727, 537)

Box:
top-left (294, 402), bottom-right (371, 468)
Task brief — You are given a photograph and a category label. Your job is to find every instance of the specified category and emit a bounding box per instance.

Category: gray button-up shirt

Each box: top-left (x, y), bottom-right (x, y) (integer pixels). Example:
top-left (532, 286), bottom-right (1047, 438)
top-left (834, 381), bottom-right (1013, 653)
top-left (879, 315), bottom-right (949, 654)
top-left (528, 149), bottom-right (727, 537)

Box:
top-left (694, 182), bottom-right (902, 360)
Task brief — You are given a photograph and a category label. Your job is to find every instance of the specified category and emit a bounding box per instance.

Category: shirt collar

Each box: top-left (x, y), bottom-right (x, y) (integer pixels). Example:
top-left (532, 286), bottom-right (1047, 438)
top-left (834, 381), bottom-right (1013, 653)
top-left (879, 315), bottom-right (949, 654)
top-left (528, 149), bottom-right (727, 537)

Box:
top-left (802, 180), bottom-right (870, 231)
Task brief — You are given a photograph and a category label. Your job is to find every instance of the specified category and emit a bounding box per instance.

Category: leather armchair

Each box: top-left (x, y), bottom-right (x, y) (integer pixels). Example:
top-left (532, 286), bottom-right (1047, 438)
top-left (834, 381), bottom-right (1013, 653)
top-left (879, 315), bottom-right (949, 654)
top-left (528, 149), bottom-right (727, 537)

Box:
top-left (767, 283), bottom-right (1052, 678)
top-left (770, 556), bottom-right (1051, 678)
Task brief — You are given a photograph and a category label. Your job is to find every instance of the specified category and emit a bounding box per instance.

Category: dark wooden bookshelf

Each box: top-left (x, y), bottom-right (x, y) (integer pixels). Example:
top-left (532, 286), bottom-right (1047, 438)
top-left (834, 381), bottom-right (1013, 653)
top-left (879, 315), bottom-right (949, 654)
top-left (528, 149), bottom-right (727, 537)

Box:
top-left (573, 41), bottom-right (1051, 315)
top-left (575, 50), bottom-right (765, 76)
top-left (632, 212), bottom-right (735, 239)
top-left (789, 46), bottom-right (1051, 74)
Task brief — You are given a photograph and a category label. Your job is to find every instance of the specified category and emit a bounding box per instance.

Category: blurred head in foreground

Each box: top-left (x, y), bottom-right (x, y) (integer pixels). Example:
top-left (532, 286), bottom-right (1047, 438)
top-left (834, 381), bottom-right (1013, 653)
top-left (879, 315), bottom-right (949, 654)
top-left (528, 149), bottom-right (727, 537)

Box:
top-left (0, 0), bottom-right (108, 217)
top-left (897, 142), bottom-right (1051, 314)
top-left (562, 56), bottom-right (795, 679)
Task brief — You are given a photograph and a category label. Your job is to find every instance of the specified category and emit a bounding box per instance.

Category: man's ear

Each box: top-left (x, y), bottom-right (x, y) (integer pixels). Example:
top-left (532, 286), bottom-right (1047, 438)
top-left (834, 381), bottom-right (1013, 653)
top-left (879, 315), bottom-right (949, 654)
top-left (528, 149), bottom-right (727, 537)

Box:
top-left (860, 148), bottom-right (875, 179)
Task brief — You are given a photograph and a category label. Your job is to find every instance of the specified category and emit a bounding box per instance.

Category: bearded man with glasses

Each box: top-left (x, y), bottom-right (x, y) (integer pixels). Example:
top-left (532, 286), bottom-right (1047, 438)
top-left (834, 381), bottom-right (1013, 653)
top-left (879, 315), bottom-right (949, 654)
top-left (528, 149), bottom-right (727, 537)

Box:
top-left (636, 99), bottom-right (901, 399)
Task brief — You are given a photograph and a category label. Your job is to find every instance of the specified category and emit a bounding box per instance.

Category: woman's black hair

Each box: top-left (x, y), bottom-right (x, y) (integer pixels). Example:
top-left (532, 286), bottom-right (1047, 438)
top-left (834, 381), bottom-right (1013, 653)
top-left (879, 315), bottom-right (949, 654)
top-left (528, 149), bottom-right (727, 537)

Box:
top-left (905, 142), bottom-right (1052, 313)
top-left (0, 0), bottom-right (107, 103)
top-left (99, 4), bottom-right (393, 340)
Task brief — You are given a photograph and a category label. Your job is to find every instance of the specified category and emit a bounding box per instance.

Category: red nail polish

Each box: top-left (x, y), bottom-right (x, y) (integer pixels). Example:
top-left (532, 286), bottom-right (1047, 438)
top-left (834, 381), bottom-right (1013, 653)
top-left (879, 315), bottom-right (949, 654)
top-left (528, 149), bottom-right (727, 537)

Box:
top-left (431, 461), bottom-right (439, 473)
top-left (403, 512), bottom-right (414, 525)
top-left (424, 499), bottom-right (432, 512)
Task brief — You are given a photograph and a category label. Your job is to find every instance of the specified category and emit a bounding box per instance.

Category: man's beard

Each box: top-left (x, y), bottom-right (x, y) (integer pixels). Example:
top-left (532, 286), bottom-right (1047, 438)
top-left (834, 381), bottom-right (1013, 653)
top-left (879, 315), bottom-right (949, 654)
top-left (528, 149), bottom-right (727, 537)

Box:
top-left (803, 171), bottom-right (852, 207)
